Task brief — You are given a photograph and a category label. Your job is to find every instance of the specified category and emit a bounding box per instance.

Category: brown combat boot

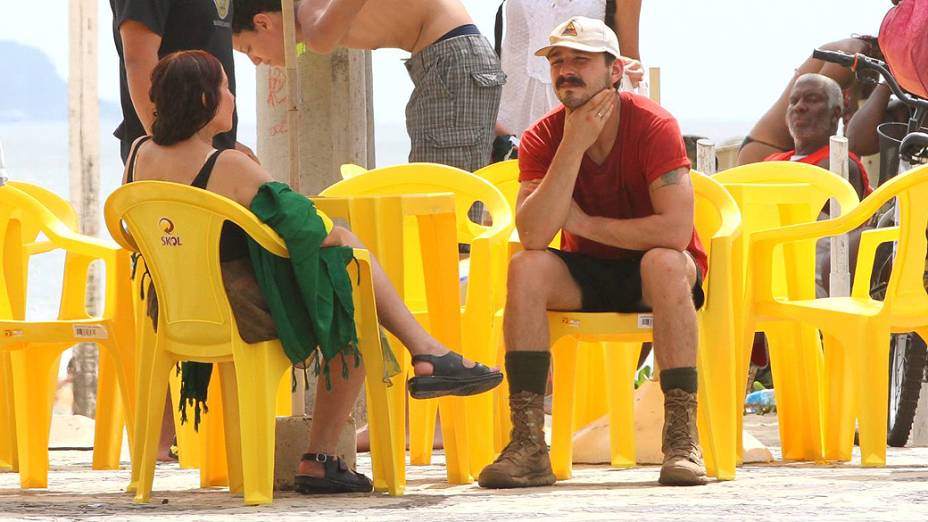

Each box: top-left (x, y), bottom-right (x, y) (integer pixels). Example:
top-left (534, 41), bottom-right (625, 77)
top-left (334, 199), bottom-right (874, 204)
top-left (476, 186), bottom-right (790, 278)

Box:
top-left (659, 388), bottom-right (708, 486)
top-left (478, 391), bottom-right (556, 488)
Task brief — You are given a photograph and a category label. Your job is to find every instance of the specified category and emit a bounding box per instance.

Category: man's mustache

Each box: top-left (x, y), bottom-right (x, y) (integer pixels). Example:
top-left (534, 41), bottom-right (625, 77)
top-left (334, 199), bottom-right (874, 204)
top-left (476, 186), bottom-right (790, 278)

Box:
top-left (556, 76), bottom-right (585, 88)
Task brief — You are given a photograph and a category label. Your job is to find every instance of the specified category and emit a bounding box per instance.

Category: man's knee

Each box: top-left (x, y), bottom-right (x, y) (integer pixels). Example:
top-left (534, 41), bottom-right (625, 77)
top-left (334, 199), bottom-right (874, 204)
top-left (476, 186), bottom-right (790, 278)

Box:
top-left (507, 250), bottom-right (559, 296)
top-left (640, 248), bottom-right (694, 291)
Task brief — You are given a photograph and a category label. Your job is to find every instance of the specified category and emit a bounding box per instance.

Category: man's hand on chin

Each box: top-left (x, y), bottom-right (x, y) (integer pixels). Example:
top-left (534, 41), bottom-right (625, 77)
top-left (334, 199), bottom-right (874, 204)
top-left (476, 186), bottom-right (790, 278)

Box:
top-left (562, 89), bottom-right (617, 153)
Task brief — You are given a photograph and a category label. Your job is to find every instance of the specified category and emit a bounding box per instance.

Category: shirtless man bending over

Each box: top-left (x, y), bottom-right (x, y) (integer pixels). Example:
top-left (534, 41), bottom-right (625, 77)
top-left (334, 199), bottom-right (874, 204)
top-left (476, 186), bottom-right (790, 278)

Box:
top-left (232, 0), bottom-right (505, 172)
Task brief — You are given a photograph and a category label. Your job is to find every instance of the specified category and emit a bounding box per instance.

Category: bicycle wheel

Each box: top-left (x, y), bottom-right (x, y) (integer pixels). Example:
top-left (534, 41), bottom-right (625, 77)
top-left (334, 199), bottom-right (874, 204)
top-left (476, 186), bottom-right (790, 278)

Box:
top-left (887, 332), bottom-right (927, 447)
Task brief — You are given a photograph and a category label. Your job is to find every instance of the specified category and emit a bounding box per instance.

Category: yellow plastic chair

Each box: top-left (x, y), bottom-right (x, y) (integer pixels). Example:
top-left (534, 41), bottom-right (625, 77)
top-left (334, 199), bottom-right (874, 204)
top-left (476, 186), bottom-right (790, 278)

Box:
top-left (321, 163), bottom-right (513, 482)
top-left (340, 163), bottom-right (369, 180)
top-left (537, 171), bottom-right (741, 481)
top-left (104, 181), bottom-right (402, 504)
top-left (0, 182), bottom-right (131, 475)
top-left (714, 162), bottom-right (859, 462)
top-left (748, 163), bottom-right (928, 467)
top-left (473, 160), bottom-right (520, 205)
top-left (0, 182), bottom-right (136, 488)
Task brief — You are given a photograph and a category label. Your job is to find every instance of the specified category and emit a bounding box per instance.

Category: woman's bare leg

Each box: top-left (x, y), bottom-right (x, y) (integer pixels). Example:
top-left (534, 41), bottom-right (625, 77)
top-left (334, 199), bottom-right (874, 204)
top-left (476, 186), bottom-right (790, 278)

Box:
top-left (322, 226), bottom-right (487, 376)
top-left (156, 392), bottom-right (175, 461)
top-left (299, 355), bottom-right (366, 477)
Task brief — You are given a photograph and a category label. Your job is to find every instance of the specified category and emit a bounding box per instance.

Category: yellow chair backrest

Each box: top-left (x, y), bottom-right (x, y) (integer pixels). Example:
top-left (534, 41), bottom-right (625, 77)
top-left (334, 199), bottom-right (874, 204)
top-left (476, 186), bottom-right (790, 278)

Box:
top-left (713, 161), bottom-right (859, 219)
top-left (322, 162), bottom-right (512, 246)
top-left (474, 160), bottom-right (520, 210)
top-left (0, 183), bottom-right (93, 321)
top-left (0, 185), bottom-right (39, 321)
top-left (714, 161), bottom-right (860, 298)
top-left (691, 170), bottom-right (741, 268)
top-left (340, 163), bottom-right (369, 180)
top-left (8, 182), bottom-right (78, 232)
top-left (104, 181), bottom-right (288, 354)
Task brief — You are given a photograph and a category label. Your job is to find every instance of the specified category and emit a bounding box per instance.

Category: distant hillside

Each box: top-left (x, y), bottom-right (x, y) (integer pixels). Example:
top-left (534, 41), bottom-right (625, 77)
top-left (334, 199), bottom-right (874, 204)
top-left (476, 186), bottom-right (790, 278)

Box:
top-left (0, 40), bottom-right (119, 122)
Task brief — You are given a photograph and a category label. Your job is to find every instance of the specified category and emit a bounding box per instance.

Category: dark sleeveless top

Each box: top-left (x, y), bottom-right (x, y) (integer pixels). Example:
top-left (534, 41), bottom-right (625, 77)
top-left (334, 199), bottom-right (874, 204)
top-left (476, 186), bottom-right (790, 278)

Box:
top-left (125, 137), bottom-right (249, 261)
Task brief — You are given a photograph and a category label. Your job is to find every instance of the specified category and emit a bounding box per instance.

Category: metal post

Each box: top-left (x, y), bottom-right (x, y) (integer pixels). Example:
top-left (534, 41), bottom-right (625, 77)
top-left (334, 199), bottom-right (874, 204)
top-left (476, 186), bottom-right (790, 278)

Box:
top-left (68, 0), bottom-right (101, 418)
top-left (648, 67), bottom-right (661, 105)
top-left (280, 0), bottom-right (306, 416)
top-left (828, 135), bottom-right (850, 297)
top-left (281, 0), bottom-right (302, 195)
top-left (696, 139), bottom-right (716, 176)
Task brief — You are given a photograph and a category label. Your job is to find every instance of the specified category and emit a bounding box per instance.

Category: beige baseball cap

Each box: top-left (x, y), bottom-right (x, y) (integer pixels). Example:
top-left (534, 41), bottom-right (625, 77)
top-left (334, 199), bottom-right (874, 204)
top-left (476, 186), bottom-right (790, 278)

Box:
top-left (534, 16), bottom-right (620, 59)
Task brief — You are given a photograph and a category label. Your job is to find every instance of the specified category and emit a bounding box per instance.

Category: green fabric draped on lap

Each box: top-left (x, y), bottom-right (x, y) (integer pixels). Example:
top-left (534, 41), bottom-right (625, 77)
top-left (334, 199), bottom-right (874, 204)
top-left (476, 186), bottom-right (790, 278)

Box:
top-left (178, 182), bottom-right (400, 429)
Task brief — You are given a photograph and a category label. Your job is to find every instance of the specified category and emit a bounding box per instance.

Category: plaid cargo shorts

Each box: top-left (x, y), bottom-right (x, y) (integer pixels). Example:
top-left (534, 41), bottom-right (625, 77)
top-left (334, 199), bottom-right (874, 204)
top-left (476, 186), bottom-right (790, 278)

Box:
top-left (405, 34), bottom-right (506, 172)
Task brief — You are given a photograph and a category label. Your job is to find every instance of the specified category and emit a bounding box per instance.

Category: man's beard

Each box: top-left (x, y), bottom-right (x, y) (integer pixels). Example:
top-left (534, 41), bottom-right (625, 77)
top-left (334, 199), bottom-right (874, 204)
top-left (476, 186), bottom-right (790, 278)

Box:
top-left (555, 74), bottom-right (612, 110)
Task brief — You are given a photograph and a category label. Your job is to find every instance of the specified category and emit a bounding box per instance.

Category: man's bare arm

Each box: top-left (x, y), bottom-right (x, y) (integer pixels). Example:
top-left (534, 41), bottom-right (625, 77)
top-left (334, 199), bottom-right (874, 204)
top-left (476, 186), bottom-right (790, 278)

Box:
top-left (119, 20), bottom-right (162, 134)
top-left (614, 0), bottom-right (642, 60)
top-left (297, 0), bottom-right (370, 54)
top-left (515, 149), bottom-right (584, 250)
top-left (566, 167), bottom-right (694, 251)
top-left (517, 90), bottom-right (618, 249)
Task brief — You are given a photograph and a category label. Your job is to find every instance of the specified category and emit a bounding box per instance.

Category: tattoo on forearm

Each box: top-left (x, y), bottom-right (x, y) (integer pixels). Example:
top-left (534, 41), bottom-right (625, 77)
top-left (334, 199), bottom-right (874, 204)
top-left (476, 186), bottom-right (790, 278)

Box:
top-left (655, 168), bottom-right (689, 188)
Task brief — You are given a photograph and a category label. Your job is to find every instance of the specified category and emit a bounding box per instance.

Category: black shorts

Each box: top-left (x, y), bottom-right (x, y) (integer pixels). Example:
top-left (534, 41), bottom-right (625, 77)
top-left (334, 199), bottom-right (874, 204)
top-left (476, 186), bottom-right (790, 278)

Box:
top-left (549, 248), bottom-right (705, 313)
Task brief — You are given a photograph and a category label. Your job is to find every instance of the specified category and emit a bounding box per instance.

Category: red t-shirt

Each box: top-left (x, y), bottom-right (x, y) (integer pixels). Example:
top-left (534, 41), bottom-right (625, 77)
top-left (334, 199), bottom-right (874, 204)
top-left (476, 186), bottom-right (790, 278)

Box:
top-left (764, 145), bottom-right (873, 198)
top-left (518, 92), bottom-right (708, 275)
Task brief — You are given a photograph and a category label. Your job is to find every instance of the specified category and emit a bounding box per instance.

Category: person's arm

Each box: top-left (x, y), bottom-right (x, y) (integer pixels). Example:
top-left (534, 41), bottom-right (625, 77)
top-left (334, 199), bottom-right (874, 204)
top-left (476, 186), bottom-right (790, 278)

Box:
top-left (211, 151), bottom-right (275, 207)
top-left (846, 83), bottom-right (891, 157)
top-left (614, 0), bottom-right (642, 61)
top-left (516, 90), bottom-right (617, 250)
top-left (119, 20), bottom-right (162, 134)
top-left (121, 136), bottom-right (149, 185)
top-left (621, 57), bottom-right (643, 88)
top-left (297, 0), bottom-right (370, 54)
top-left (564, 167), bottom-right (694, 251)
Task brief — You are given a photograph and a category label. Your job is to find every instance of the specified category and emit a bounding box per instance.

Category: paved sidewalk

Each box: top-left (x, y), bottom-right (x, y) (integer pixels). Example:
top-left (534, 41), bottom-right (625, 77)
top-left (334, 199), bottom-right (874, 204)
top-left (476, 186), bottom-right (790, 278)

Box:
top-left (2, 416), bottom-right (928, 521)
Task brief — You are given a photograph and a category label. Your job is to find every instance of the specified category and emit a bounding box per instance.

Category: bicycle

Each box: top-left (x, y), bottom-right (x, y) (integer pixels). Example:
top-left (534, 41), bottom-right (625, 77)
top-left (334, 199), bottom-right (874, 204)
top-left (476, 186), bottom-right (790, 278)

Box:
top-left (813, 48), bottom-right (928, 447)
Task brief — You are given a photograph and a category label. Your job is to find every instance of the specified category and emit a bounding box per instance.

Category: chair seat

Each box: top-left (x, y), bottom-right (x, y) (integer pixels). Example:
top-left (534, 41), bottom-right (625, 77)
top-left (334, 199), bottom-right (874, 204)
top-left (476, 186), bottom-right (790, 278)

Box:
top-left (548, 311), bottom-right (651, 341)
top-left (0, 319), bottom-right (113, 344)
top-left (758, 297), bottom-right (883, 324)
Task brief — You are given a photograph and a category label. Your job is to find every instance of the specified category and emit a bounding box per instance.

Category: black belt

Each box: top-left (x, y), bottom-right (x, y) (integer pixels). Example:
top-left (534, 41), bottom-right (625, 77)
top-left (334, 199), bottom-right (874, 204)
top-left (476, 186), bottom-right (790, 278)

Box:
top-left (435, 23), bottom-right (480, 44)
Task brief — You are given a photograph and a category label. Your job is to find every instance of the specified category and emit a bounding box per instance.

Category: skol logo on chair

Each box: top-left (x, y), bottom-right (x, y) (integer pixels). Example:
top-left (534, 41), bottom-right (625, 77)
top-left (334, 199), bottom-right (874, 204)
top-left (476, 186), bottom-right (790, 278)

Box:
top-left (159, 217), bottom-right (182, 246)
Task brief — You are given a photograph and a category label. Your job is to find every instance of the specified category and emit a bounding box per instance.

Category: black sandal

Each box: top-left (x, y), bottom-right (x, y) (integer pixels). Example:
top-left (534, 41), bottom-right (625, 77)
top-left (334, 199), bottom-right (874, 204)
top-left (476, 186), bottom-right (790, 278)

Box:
top-left (294, 453), bottom-right (373, 494)
top-left (407, 351), bottom-right (503, 400)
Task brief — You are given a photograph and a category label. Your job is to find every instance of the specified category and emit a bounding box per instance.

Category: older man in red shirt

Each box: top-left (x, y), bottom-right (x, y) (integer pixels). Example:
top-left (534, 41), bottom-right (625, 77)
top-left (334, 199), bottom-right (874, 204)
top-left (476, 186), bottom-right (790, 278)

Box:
top-left (765, 73), bottom-right (871, 199)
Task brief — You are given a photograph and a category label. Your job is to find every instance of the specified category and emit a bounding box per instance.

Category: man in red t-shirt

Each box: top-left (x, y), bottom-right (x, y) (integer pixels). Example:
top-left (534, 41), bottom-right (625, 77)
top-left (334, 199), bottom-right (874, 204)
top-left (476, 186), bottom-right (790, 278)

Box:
top-left (478, 16), bottom-right (708, 489)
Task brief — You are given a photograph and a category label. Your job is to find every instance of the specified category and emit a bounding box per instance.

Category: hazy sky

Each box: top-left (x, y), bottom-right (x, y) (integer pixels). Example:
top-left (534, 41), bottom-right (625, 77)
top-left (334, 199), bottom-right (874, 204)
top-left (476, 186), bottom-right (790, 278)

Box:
top-left (0, 0), bottom-right (892, 143)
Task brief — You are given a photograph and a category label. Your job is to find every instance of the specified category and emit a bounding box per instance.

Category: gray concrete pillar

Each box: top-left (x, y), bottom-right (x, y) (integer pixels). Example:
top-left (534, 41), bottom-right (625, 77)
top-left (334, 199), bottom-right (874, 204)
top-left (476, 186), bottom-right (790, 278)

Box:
top-left (256, 49), bottom-right (375, 194)
top-left (255, 48), bottom-right (374, 432)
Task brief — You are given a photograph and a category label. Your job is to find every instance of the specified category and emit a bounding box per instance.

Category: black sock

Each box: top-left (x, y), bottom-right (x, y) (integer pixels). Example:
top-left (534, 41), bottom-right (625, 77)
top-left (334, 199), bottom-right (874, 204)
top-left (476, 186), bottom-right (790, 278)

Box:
top-left (505, 351), bottom-right (550, 396)
top-left (660, 367), bottom-right (698, 394)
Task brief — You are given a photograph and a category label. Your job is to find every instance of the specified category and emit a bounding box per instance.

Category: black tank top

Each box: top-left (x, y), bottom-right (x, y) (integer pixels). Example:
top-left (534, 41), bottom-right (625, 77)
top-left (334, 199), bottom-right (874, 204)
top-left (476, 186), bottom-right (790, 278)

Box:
top-left (126, 137), bottom-right (249, 261)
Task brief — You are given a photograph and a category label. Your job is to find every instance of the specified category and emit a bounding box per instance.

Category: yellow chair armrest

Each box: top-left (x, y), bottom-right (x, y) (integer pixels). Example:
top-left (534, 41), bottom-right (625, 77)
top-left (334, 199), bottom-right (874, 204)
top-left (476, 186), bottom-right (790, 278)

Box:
top-left (351, 248), bottom-right (371, 265)
top-left (45, 226), bottom-right (121, 261)
top-left (749, 173), bottom-right (905, 252)
top-left (850, 227), bottom-right (899, 298)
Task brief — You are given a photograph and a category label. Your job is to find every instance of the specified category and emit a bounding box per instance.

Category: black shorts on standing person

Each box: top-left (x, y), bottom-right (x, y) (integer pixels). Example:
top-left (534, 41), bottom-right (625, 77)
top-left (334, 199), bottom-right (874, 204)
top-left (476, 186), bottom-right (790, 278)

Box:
top-left (110, 0), bottom-right (239, 163)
